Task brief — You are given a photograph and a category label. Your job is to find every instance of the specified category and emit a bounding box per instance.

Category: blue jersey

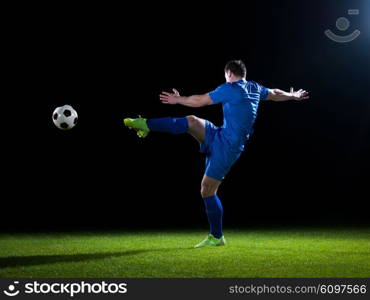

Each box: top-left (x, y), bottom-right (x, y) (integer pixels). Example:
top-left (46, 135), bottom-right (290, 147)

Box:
top-left (208, 80), bottom-right (269, 151)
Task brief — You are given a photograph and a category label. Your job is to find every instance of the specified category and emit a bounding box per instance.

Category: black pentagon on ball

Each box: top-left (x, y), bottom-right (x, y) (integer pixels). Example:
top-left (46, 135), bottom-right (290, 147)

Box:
top-left (60, 122), bottom-right (69, 129)
top-left (63, 109), bottom-right (72, 117)
top-left (73, 117), bottom-right (78, 124)
top-left (53, 113), bottom-right (58, 120)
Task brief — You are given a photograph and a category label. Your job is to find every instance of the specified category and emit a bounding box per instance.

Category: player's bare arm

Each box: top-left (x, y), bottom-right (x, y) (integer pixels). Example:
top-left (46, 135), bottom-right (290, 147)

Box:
top-left (267, 87), bottom-right (309, 101)
top-left (159, 88), bottom-right (213, 107)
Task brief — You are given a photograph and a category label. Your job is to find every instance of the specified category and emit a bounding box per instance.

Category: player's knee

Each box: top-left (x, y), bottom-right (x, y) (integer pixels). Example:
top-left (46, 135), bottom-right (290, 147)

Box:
top-left (200, 183), bottom-right (217, 198)
top-left (186, 115), bottom-right (199, 128)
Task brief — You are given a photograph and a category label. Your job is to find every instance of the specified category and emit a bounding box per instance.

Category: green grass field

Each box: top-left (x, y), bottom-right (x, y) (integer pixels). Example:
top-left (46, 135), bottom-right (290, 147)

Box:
top-left (0, 227), bottom-right (369, 278)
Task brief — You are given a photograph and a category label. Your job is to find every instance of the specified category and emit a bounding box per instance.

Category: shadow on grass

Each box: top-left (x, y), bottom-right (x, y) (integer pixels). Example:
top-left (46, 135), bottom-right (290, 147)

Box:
top-left (0, 247), bottom-right (191, 268)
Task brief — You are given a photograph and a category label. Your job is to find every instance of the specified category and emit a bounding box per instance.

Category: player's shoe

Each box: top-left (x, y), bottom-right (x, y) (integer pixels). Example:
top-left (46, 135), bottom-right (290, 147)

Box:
top-left (123, 117), bottom-right (150, 138)
top-left (194, 234), bottom-right (226, 248)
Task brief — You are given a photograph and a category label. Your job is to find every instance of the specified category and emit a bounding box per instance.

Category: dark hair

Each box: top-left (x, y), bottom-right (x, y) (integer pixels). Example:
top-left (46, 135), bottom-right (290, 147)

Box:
top-left (224, 60), bottom-right (247, 78)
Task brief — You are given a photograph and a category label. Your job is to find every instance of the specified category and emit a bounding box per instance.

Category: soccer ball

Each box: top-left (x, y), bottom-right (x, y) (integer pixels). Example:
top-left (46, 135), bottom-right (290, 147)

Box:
top-left (52, 105), bottom-right (78, 130)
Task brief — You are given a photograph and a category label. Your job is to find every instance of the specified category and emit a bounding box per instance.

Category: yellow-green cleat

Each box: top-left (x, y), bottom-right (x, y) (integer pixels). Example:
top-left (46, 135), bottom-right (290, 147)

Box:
top-left (194, 234), bottom-right (226, 248)
top-left (124, 117), bottom-right (150, 138)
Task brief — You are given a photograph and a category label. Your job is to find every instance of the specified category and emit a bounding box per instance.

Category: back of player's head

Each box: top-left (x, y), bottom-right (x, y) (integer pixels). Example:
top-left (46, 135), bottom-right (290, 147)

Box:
top-left (224, 60), bottom-right (247, 78)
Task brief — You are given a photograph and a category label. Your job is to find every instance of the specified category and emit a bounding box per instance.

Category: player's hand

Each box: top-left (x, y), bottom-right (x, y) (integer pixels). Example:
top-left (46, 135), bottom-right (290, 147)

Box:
top-left (159, 88), bottom-right (181, 105)
top-left (290, 87), bottom-right (309, 101)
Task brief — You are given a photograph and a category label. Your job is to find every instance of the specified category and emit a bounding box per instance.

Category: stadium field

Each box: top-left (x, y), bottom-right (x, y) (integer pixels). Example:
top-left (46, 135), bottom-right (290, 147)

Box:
top-left (0, 227), bottom-right (369, 278)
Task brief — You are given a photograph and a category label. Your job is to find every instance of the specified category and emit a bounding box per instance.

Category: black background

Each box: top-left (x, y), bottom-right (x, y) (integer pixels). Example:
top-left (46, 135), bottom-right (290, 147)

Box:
top-left (3, 1), bottom-right (370, 230)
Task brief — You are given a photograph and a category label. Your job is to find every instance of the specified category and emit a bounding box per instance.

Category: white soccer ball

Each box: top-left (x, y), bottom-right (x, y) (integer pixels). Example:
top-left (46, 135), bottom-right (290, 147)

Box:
top-left (52, 105), bottom-right (78, 130)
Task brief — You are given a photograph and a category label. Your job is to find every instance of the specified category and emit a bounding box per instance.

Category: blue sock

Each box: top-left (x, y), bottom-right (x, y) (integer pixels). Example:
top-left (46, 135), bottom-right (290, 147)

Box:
top-left (202, 195), bottom-right (223, 238)
top-left (147, 117), bottom-right (188, 134)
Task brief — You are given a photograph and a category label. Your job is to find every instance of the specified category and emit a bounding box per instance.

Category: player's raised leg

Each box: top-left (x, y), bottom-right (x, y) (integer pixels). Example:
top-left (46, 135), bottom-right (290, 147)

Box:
top-left (123, 116), bottom-right (188, 138)
top-left (123, 115), bottom-right (206, 141)
top-left (194, 175), bottom-right (226, 248)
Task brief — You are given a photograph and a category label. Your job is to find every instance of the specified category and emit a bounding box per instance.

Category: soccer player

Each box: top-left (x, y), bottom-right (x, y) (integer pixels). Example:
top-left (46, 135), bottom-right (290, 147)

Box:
top-left (124, 60), bottom-right (309, 248)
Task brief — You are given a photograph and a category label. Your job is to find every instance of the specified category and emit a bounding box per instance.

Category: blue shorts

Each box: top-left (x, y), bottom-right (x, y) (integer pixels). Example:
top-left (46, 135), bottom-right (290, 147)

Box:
top-left (200, 121), bottom-right (242, 181)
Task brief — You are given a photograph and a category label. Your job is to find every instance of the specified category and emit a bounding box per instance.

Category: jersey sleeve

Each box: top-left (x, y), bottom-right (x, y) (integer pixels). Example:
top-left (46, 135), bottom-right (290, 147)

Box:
top-left (257, 82), bottom-right (269, 101)
top-left (208, 83), bottom-right (233, 104)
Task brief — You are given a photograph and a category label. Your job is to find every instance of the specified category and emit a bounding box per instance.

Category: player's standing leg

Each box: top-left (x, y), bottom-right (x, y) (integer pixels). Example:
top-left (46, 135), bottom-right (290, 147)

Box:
top-left (194, 175), bottom-right (226, 248)
top-left (185, 116), bottom-right (226, 247)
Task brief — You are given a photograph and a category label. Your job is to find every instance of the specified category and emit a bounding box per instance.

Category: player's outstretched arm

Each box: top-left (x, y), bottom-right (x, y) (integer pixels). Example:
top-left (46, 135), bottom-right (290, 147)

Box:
top-left (267, 87), bottom-right (309, 102)
top-left (159, 89), bottom-right (213, 107)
